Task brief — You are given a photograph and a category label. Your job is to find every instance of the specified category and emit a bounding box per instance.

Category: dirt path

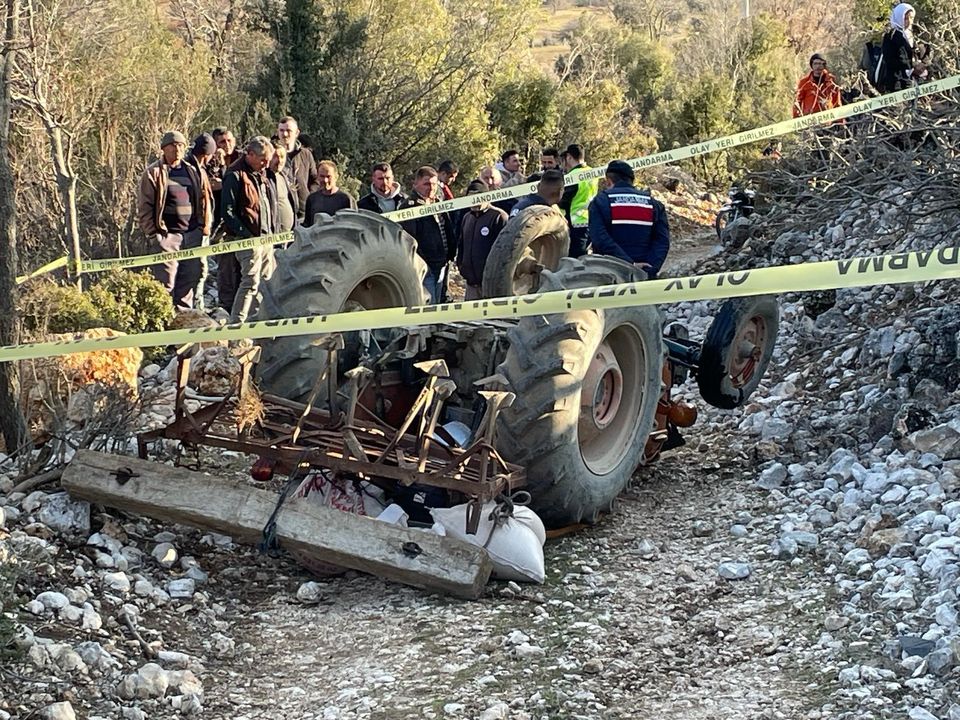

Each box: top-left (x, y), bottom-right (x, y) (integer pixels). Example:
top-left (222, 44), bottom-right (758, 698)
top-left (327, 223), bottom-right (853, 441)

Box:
top-left (192, 433), bottom-right (831, 720)
top-left (662, 227), bottom-right (721, 277)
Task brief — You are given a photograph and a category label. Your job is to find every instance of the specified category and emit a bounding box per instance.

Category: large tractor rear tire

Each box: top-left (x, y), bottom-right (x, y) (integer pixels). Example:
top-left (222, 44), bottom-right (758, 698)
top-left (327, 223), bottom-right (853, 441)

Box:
top-left (497, 257), bottom-right (664, 528)
top-left (255, 210), bottom-right (428, 401)
top-left (481, 205), bottom-right (569, 298)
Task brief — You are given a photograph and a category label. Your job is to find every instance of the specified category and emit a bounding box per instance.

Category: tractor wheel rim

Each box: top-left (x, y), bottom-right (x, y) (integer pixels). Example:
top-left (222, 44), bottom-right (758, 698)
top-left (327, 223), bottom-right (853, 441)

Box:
top-left (591, 354), bottom-right (623, 431)
top-left (578, 325), bottom-right (646, 475)
top-left (728, 315), bottom-right (767, 387)
top-left (343, 272), bottom-right (410, 312)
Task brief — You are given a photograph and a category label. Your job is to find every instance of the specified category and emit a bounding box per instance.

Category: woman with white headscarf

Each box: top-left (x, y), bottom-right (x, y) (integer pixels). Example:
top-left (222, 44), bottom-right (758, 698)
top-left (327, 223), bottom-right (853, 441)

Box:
top-left (876, 3), bottom-right (928, 93)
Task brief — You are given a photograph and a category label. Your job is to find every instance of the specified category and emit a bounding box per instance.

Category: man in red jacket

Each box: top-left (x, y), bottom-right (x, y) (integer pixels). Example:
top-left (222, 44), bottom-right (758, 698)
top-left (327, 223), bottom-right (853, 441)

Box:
top-left (793, 54), bottom-right (843, 118)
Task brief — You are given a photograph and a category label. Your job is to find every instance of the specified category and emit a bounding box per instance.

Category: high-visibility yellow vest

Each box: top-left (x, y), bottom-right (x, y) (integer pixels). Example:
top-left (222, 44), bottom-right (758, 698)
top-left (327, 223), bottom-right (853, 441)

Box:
top-left (569, 167), bottom-right (598, 228)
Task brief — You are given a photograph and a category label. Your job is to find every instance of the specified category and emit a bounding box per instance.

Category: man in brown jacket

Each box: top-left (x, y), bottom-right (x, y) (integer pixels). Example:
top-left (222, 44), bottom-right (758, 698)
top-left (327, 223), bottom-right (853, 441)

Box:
top-left (221, 136), bottom-right (276, 323)
top-left (137, 130), bottom-right (211, 309)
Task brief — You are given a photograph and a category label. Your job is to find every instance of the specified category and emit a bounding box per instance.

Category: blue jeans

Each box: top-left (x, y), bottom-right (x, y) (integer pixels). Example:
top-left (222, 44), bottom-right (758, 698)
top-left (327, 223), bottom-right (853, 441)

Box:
top-left (423, 265), bottom-right (446, 304)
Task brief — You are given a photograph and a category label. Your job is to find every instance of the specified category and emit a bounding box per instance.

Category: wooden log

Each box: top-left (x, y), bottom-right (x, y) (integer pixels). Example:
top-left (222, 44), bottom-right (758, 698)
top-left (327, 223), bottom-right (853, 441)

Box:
top-left (62, 450), bottom-right (492, 599)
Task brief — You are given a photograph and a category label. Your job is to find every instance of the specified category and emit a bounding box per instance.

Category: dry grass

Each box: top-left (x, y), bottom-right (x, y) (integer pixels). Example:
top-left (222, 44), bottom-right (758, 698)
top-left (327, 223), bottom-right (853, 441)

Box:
top-left (530, 4), bottom-right (610, 73)
top-left (235, 382), bottom-right (265, 433)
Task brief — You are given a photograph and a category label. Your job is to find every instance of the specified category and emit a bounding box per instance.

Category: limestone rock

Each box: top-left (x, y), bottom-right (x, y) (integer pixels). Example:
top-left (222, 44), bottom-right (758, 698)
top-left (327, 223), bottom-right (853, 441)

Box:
top-left (117, 662), bottom-right (170, 700)
top-left (38, 493), bottom-right (91, 536)
top-left (909, 419), bottom-right (960, 460)
top-left (189, 346), bottom-right (241, 396)
top-left (40, 702), bottom-right (76, 720)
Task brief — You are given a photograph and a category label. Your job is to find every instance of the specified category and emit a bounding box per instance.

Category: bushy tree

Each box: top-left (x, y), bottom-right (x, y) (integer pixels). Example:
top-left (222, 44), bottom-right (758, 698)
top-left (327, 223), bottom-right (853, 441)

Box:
top-left (253, 0), bottom-right (539, 184)
top-left (651, 13), bottom-right (794, 182)
top-left (555, 79), bottom-right (659, 163)
top-left (488, 74), bottom-right (559, 158)
top-left (549, 17), bottom-right (664, 161)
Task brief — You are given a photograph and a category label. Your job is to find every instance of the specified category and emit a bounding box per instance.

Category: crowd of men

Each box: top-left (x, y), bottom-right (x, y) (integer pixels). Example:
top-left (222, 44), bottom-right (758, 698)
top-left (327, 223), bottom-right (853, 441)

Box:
top-left (137, 115), bottom-right (672, 317)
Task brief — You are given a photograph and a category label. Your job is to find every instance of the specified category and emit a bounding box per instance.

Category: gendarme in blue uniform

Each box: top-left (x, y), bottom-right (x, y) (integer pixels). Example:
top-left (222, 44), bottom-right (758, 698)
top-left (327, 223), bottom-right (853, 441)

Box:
top-left (588, 180), bottom-right (670, 279)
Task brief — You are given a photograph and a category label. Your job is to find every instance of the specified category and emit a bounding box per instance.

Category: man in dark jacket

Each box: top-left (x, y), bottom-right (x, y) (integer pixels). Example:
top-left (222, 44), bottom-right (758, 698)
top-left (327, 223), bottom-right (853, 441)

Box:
top-left (358, 162), bottom-right (406, 213)
top-left (588, 160), bottom-right (670, 279)
top-left (458, 180), bottom-right (508, 300)
top-left (184, 133), bottom-right (217, 310)
top-left (210, 127), bottom-right (242, 311)
top-left (304, 160), bottom-right (356, 225)
top-left (137, 130), bottom-right (210, 309)
top-left (209, 127), bottom-right (240, 230)
top-left (399, 166), bottom-right (455, 303)
top-left (509, 169), bottom-right (565, 217)
top-left (221, 136), bottom-right (276, 322)
top-left (276, 116), bottom-right (318, 221)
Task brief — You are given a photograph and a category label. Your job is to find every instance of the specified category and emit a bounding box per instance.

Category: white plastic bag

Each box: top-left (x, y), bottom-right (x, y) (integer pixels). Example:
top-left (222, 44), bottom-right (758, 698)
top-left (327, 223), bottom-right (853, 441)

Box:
top-left (295, 470), bottom-right (385, 517)
top-left (292, 471), bottom-right (385, 576)
top-left (431, 501), bottom-right (546, 583)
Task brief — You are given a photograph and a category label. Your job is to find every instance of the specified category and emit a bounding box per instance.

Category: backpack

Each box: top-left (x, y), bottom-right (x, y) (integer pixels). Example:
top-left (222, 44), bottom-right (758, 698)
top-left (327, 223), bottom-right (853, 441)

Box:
top-left (860, 40), bottom-right (884, 89)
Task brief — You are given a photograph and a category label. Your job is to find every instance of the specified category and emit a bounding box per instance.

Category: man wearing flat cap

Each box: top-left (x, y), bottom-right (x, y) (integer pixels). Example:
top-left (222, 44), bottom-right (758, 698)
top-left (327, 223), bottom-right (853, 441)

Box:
top-left (137, 130), bottom-right (211, 309)
top-left (588, 159), bottom-right (670, 280)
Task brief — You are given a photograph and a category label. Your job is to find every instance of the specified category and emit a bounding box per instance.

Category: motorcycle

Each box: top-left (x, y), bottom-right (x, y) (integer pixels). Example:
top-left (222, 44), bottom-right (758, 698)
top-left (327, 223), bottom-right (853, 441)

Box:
top-left (714, 186), bottom-right (756, 241)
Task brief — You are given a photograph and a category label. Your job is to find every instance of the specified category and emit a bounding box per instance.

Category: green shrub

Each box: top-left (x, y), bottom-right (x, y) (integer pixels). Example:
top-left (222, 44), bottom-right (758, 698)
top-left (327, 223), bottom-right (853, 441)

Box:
top-left (87, 270), bottom-right (173, 334)
top-left (19, 270), bottom-right (173, 337)
top-left (19, 281), bottom-right (102, 335)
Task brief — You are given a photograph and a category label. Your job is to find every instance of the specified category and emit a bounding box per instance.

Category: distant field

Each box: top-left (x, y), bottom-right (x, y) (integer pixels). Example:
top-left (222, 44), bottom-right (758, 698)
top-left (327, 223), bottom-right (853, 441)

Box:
top-left (531, 4), bottom-right (610, 73)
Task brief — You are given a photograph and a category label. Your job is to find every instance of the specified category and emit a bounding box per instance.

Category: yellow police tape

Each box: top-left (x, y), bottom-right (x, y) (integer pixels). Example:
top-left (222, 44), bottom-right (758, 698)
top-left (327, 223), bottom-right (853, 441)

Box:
top-left (76, 232), bottom-right (294, 274)
top-left (15, 74), bottom-right (960, 282)
top-left (2, 246), bottom-right (957, 363)
top-left (15, 234), bottom-right (294, 282)
top-left (15, 255), bottom-right (69, 285)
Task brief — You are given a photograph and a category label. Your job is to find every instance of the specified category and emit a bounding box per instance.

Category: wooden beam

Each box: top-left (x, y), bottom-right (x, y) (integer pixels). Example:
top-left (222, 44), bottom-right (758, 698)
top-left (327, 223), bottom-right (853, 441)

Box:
top-left (62, 450), bottom-right (492, 599)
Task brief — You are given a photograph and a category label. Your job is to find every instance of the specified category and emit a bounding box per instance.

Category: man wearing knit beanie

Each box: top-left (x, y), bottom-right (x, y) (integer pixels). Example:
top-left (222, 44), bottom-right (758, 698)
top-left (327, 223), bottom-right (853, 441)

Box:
top-left (137, 130), bottom-right (210, 309)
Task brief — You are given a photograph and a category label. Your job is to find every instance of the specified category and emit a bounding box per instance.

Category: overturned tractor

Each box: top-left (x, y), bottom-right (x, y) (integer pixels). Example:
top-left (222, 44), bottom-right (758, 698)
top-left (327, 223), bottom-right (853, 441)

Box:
top-left (142, 209), bottom-right (778, 530)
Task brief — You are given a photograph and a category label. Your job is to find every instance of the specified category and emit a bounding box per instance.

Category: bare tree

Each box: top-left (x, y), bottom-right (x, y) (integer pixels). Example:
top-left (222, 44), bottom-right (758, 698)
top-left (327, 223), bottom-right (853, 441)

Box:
top-left (7, 0), bottom-right (218, 264)
top-left (170, 0), bottom-right (265, 84)
top-left (612, 0), bottom-right (682, 42)
top-left (8, 0), bottom-right (87, 287)
top-left (0, 0), bottom-right (28, 454)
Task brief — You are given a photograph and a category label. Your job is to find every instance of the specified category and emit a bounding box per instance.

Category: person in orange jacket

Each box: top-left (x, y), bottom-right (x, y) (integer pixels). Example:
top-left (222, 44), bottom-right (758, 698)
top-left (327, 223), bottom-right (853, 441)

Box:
top-left (793, 54), bottom-right (843, 118)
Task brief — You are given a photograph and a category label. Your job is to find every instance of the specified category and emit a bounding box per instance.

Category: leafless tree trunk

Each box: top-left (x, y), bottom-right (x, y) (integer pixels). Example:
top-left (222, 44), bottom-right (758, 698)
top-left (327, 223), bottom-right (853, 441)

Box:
top-left (12, 1), bottom-right (82, 289)
top-left (40, 111), bottom-right (81, 288)
top-left (0, 0), bottom-right (29, 454)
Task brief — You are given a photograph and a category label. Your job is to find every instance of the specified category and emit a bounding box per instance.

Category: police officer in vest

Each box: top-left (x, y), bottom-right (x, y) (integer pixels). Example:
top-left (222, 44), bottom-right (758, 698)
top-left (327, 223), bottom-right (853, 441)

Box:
top-left (588, 160), bottom-right (671, 280)
top-left (558, 143), bottom-right (598, 258)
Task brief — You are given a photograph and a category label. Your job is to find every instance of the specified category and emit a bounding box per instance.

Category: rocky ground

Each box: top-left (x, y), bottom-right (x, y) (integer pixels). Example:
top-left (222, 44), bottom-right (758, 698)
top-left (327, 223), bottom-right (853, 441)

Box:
top-left (2, 157), bottom-right (959, 719)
